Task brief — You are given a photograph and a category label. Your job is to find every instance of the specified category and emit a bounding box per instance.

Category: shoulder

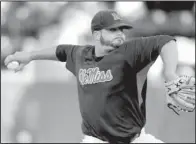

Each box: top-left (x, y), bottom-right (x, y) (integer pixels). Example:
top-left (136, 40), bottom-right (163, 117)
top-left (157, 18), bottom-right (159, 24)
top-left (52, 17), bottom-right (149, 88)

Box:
top-left (121, 35), bottom-right (173, 48)
top-left (73, 45), bottom-right (94, 58)
top-left (122, 37), bottom-right (144, 47)
top-left (78, 45), bottom-right (94, 54)
top-left (118, 37), bottom-right (143, 52)
top-left (62, 44), bottom-right (94, 53)
top-left (82, 45), bottom-right (94, 52)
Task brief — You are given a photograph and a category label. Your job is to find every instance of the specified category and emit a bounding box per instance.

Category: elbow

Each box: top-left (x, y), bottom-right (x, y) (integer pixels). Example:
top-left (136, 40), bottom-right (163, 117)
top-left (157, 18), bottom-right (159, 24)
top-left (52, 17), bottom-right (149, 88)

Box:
top-left (160, 39), bottom-right (178, 66)
top-left (163, 39), bottom-right (177, 48)
top-left (160, 40), bottom-right (177, 54)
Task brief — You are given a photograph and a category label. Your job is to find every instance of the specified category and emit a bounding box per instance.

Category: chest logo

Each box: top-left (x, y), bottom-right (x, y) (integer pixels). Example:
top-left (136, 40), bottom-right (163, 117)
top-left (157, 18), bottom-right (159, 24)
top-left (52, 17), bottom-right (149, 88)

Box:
top-left (79, 67), bottom-right (113, 85)
top-left (111, 12), bottom-right (121, 21)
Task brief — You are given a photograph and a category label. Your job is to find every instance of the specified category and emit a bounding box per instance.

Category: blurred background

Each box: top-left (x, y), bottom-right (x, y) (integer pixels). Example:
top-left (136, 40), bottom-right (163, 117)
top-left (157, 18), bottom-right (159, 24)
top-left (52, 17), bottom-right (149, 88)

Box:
top-left (1, 1), bottom-right (195, 143)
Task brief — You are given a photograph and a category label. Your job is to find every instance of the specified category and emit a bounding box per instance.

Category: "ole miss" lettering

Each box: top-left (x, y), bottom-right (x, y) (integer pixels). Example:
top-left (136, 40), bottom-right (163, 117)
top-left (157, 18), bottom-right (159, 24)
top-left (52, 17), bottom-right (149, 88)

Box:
top-left (78, 67), bottom-right (113, 85)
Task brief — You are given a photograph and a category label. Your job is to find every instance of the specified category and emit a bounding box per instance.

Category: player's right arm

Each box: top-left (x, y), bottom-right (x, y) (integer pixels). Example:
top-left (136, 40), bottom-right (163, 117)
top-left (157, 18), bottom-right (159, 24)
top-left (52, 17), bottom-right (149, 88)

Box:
top-left (4, 44), bottom-right (79, 73)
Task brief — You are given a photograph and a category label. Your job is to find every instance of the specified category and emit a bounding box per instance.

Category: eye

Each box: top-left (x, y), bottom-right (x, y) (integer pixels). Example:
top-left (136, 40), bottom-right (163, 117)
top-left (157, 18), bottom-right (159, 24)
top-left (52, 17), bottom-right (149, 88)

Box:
top-left (109, 28), bottom-right (118, 32)
top-left (119, 27), bottom-right (125, 32)
top-left (109, 27), bottom-right (125, 32)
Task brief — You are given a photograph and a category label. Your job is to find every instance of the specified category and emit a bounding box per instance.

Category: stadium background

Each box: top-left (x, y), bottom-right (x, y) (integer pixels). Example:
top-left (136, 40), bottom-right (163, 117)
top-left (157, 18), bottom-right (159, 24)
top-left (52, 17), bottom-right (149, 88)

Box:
top-left (1, 1), bottom-right (195, 143)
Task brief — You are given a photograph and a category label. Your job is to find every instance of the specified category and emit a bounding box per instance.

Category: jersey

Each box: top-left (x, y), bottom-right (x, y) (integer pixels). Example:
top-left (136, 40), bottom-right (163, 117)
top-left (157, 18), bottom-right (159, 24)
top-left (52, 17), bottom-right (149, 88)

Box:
top-left (56, 35), bottom-right (175, 143)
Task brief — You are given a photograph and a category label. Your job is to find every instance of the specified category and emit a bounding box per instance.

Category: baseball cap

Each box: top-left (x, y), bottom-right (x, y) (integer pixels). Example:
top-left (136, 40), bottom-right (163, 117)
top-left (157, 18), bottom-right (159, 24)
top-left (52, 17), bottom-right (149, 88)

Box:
top-left (91, 10), bottom-right (133, 32)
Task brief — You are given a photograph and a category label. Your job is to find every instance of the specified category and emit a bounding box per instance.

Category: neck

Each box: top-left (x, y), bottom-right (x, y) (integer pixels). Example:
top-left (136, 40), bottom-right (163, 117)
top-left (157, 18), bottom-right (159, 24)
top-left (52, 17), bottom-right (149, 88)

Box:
top-left (94, 46), bottom-right (105, 57)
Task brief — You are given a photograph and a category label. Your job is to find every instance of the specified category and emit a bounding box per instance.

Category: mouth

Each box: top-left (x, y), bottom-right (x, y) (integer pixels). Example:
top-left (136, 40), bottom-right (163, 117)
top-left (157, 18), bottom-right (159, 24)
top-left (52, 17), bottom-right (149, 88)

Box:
top-left (115, 37), bottom-right (123, 39)
top-left (114, 38), bottom-right (124, 44)
top-left (114, 37), bottom-right (124, 41)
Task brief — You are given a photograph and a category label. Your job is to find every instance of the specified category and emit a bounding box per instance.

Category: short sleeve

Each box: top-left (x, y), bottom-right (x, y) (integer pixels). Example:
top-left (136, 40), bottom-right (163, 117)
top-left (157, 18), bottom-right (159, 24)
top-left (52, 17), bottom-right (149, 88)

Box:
top-left (56, 44), bottom-right (80, 75)
top-left (124, 35), bottom-right (176, 73)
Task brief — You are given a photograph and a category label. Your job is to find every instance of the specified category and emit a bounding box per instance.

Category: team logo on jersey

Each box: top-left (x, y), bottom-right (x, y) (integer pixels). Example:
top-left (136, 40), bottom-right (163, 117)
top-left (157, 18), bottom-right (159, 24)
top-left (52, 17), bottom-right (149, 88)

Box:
top-left (78, 67), bottom-right (113, 85)
top-left (111, 12), bottom-right (121, 21)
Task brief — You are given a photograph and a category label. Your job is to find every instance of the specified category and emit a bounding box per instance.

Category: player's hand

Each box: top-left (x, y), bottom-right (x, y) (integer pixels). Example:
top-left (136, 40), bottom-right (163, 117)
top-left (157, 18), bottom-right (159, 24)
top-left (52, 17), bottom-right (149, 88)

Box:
top-left (165, 75), bottom-right (195, 115)
top-left (4, 51), bottom-right (32, 72)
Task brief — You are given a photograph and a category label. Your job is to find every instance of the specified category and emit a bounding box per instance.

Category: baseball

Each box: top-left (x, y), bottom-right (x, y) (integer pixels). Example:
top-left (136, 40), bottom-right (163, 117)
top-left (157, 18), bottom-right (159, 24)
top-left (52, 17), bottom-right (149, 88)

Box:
top-left (7, 61), bottom-right (20, 70)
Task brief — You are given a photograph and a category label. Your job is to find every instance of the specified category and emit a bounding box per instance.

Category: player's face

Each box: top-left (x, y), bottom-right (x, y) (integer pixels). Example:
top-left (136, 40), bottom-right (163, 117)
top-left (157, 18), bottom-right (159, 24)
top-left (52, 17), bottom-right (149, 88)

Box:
top-left (100, 27), bottom-right (126, 48)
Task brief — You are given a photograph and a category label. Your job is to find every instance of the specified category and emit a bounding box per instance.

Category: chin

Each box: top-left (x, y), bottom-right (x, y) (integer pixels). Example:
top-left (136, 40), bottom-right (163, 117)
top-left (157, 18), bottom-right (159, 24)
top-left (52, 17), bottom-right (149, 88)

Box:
top-left (113, 42), bottom-right (124, 48)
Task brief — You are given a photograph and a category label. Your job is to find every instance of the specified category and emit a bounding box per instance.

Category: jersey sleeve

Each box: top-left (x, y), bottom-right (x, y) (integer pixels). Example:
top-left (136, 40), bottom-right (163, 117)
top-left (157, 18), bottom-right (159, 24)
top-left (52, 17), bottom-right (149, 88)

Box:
top-left (56, 44), bottom-right (80, 75)
top-left (124, 35), bottom-right (176, 73)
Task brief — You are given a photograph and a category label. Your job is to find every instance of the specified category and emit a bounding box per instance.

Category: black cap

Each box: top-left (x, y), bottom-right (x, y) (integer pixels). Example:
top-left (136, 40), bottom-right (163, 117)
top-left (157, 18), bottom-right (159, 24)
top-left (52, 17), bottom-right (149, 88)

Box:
top-left (91, 10), bottom-right (133, 32)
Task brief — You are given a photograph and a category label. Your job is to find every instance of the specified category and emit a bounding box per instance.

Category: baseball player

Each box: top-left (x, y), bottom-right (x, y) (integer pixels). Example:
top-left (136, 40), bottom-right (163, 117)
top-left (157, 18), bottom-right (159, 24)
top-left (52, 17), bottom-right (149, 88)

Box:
top-left (4, 10), bottom-right (195, 143)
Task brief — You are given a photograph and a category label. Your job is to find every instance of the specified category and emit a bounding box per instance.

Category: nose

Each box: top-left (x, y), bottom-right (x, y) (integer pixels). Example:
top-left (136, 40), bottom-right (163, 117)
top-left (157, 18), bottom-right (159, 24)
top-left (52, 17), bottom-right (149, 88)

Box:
top-left (117, 28), bottom-right (122, 33)
top-left (116, 29), bottom-right (125, 37)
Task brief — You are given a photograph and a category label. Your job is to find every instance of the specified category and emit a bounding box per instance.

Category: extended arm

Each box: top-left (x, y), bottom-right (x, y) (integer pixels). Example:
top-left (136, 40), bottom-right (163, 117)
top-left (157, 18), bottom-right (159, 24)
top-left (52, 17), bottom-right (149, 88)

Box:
top-left (30, 46), bottom-right (59, 61)
top-left (4, 46), bottom-right (60, 72)
top-left (5, 46), bottom-right (59, 66)
top-left (4, 44), bottom-right (78, 73)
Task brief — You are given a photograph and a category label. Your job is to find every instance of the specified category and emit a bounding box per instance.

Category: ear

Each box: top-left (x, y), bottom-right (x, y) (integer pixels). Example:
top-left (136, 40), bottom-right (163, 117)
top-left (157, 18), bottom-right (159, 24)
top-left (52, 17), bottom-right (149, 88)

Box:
top-left (92, 31), bottom-right (101, 41)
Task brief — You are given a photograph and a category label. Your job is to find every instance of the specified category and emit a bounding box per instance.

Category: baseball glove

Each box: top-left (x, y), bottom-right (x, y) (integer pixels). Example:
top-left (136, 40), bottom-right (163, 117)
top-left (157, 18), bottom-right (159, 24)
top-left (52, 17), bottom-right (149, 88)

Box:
top-left (165, 75), bottom-right (195, 115)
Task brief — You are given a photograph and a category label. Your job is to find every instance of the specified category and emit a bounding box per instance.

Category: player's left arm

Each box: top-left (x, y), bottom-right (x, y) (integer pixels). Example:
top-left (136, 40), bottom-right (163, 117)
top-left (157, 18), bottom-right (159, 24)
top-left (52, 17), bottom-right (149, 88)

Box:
top-left (159, 40), bottom-right (178, 82)
top-left (161, 41), bottom-right (195, 114)
top-left (124, 35), bottom-right (195, 114)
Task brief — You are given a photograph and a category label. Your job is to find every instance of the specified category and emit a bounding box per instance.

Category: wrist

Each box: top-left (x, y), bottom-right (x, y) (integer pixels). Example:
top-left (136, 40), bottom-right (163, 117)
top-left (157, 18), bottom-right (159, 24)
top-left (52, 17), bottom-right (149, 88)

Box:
top-left (164, 72), bottom-right (178, 82)
top-left (29, 51), bottom-right (36, 61)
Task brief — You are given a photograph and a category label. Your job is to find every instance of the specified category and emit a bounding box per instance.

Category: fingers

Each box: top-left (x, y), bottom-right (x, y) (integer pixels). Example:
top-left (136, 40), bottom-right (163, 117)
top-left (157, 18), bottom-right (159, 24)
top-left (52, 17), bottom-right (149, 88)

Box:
top-left (14, 64), bottom-right (25, 73)
top-left (4, 55), bottom-right (15, 66)
top-left (189, 77), bottom-right (195, 85)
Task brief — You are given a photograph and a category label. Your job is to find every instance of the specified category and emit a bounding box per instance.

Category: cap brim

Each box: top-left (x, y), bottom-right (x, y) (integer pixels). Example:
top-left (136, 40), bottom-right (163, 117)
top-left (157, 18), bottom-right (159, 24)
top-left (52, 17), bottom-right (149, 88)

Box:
top-left (105, 22), bottom-right (133, 30)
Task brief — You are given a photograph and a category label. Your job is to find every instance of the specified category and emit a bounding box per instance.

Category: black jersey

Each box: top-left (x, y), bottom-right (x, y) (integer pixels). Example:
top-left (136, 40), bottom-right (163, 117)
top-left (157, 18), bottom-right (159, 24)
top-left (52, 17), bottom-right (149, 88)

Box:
top-left (56, 35), bottom-right (175, 143)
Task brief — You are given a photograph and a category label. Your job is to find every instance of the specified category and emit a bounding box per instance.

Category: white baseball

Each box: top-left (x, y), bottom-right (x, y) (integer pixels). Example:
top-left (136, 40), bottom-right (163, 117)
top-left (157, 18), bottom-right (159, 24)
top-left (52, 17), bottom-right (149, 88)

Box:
top-left (7, 61), bottom-right (20, 70)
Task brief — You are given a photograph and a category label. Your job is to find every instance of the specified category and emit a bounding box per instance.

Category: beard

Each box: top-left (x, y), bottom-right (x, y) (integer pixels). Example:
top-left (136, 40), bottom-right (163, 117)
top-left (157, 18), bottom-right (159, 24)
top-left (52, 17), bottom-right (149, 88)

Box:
top-left (100, 35), bottom-right (124, 48)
